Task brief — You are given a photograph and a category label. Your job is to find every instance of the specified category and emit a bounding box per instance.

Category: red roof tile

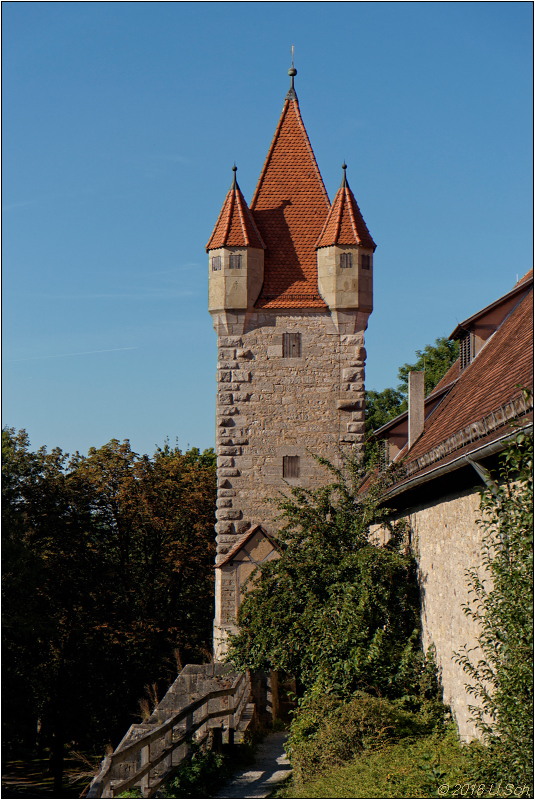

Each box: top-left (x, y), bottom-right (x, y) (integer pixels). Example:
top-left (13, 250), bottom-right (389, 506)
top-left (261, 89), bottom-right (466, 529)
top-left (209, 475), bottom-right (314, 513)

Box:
top-left (516, 269), bottom-right (533, 286)
top-left (206, 172), bottom-right (265, 251)
top-left (216, 525), bottom-right (279, 568)
top-left (430, 359), bottom-right (460, 394)
top-left (250, 97), bottom-right (331, 309)
top-left (315, 171), bottom-right (376, 250)
top-left (406, 288), bottom-right (533, 469)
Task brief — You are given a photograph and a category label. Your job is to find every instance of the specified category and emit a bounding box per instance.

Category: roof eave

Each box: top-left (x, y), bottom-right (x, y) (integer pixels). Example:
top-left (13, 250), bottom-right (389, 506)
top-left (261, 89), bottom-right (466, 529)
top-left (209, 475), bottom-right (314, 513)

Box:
top-left (450, 276), bottom-right (534, 339)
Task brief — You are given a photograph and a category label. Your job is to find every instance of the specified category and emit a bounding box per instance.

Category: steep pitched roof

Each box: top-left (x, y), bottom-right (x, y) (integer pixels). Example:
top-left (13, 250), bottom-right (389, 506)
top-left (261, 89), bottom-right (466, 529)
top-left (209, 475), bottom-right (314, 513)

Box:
top-left (250, 96), bottom-right (331, 309)
top-left (315, 167), bottom-right (376, 250)
top-left (206, 170), bottom-right (265, 251)
top-left (397, 287), bottom-right (533, 485)
top-left (216, 525), bottom-right (279, 568)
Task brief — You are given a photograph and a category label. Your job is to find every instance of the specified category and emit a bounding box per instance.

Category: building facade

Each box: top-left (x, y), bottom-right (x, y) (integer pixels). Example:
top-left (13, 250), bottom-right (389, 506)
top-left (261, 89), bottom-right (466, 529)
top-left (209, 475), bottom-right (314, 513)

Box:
top-left (372, 271), bottom-right (533, 738)
top-left (206, 70), bottom-right (376, 657)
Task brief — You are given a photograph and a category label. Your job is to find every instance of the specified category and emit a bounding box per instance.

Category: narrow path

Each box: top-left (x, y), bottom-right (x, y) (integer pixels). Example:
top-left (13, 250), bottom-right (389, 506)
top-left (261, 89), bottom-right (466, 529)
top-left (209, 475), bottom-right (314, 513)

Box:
top-left (213, 731), bottom-right (292, 799)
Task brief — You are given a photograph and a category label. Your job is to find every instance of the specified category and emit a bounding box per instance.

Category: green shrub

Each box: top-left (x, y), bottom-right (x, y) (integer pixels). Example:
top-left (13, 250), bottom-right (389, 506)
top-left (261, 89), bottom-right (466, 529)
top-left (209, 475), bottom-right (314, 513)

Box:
top-left (285, 691), bottom-right (429, 783)
top-left (161, 745), bottom-right (226, 798)
top-left (277, 725), bottom-right (468, 799)
top-left (228, 452), bottom-right (429, 702)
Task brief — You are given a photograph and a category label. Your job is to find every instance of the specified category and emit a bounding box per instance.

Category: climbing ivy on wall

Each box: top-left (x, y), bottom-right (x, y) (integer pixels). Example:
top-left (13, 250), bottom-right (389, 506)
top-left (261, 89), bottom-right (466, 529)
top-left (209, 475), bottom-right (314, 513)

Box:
top-left (456, 426), bottom-right (534, 785)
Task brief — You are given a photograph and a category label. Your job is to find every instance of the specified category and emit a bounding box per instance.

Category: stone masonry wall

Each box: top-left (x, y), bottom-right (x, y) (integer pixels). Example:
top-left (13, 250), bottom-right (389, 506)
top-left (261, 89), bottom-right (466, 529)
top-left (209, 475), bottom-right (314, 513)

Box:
top-left (213, 309), bottom-right (368, 652)
top-left (408, 488), bottom-right (485, 741)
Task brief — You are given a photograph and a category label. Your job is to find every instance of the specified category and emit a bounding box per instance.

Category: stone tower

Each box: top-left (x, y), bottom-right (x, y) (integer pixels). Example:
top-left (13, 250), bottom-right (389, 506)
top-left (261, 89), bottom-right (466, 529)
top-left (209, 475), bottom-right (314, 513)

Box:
top-left (207, 69), bottom-right (376, 658)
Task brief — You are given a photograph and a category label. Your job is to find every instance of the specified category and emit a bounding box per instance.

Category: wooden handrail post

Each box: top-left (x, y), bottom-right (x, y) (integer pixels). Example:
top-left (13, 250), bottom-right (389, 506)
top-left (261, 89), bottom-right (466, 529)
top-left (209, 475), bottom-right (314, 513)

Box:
top-left (87, 670), bottom-right (253, 797)
top-left (164, 729), bottom-right (172, 772)
top-left (185, 709), bottom-right (193, 754)
top-left (140, 744), bottom-right (150, 797)
top-left (212, 726), bottom-right (223, 753)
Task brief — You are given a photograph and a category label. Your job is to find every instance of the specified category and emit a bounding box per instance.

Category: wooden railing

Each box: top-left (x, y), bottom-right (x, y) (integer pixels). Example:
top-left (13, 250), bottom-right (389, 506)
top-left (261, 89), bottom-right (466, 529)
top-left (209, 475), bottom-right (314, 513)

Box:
top-left (87, 670), bottom-right (251, 799)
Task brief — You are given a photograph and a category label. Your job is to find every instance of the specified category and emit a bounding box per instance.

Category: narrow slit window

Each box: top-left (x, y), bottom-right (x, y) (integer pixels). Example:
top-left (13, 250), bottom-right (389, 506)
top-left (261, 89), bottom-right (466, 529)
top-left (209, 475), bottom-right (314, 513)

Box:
top-left (229, 254), bottom-right (242, 269)
top-left (211, 256), bottom-right (221, 271)
top-left (340, 253), bottom-right (352, 269)
top-left (283, 456), bottom-right (300, 479)
top-left (459, 333), bottom-right (472, 370)
top-left (283, 332), bottom-right (301, 358)
top-left (361, 254), bottom-right (371, 270)
top-left (378, 439), bottom-right (389, 470)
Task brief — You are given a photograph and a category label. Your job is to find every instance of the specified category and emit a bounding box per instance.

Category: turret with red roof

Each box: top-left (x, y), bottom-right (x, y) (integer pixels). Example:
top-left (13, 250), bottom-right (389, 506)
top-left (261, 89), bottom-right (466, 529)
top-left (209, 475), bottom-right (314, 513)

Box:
top-left (207, 64), bottom-right (377, 658)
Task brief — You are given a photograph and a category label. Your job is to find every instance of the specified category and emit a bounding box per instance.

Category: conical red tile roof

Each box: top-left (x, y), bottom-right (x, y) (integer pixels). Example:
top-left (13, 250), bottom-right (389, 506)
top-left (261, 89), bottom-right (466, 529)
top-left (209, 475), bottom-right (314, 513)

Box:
top-left (206, 171), bottom-right (265, 251)
top-left (315, 169), bottom-right (376, 250)
top-left (250, 97), bottom-right (330, 309)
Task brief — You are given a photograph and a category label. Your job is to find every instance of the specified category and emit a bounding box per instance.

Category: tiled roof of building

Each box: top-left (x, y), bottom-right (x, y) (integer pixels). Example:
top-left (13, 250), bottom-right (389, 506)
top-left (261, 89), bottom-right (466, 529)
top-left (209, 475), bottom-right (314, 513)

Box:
top-left (250, 95), bottom-right (331, 309)
top-left (516, 268), bottom-right (533, 286)
top-left (405, 287), bottom-right (533, 472)
top-left (216, 525), bottom-right (279, 568)
top-left (206, 170), bottom-right (265, 251)
top-left (315, 167), bottom-right (376, 250)
top-left (429, 359), bottom-right (460, 394)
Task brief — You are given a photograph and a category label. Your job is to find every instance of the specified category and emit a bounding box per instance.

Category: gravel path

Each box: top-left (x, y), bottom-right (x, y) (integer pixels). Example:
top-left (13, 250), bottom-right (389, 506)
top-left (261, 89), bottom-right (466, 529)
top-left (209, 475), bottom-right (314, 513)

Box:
top-left (213, 731), bottom-right (292, 799)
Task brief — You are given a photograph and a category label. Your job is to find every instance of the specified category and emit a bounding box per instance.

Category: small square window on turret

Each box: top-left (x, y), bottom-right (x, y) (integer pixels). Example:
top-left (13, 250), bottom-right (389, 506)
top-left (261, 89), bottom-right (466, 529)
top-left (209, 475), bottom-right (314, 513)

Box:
top-left (211, 256), bottom-right (221, 271)
top-left (340, 253), bottom-right (352, 269)
top-left (361, 254), bottom-right (371, 270)
top-left (229, 254), bottom-right (242, 269)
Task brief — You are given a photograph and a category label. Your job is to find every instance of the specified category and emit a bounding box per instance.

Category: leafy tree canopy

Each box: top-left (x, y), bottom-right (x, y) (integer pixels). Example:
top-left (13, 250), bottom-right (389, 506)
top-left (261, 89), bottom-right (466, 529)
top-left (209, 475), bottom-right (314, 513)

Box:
top-left (227, 454), bottom-right (434, 707)
top-left (2, 429), bottom-right (216, 790)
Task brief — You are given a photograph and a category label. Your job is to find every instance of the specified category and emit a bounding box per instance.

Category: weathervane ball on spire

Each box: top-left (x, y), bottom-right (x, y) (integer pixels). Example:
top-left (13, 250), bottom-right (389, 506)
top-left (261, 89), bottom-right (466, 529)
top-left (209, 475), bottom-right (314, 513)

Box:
top-left (230, 163), bottom-right (238, 189)
top-left (286, 46), bottom-right (297, 99)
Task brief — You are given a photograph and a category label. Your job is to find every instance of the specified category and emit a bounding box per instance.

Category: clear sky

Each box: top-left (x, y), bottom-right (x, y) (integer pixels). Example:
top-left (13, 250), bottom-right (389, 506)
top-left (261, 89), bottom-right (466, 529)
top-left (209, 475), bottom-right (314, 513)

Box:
top-left (3, 1), bottom-right (532, 458)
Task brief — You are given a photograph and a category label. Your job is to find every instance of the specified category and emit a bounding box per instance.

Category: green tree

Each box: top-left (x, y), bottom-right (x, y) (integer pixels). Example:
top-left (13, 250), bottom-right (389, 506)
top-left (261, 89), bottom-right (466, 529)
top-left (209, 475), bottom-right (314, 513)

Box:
top-left (456, 427), bottom-right (534, 785)
top-left (397, 336), bottom-right (459, 398)
top-left (2, 429), bottom-right (217, 794)
top-left (365, 387), bottom-right (404, 435)
top-left (228, 454), bottom-right (428, 702)
top-left (365, 336), bottom-right (459, 435)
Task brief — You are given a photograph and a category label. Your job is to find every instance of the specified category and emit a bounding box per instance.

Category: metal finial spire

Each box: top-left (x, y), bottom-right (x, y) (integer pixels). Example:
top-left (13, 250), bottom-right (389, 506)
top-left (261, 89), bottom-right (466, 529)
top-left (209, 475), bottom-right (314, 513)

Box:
top-left (286, 45), bottom-right (297, 99)
top-left (340, 161), bottom-right (348, 188)
top-left (231, 163), bottom-right (238, 188)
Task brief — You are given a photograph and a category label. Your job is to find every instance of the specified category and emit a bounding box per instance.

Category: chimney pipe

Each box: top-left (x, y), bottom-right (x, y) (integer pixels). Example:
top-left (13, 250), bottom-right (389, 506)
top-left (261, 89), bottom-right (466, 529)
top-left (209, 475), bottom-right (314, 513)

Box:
top-left (408, 371), bottom-right (425, 449)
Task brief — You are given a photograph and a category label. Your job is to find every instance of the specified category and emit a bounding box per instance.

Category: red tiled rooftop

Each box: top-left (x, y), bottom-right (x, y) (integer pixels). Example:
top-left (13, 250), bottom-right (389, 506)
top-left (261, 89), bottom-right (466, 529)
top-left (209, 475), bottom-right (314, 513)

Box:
top-left (430, 359), bottom-right (460, 394)
top-left (516, 269), bottom-right (533, 286)
top-left (250, 97), bottom-right (331, 309)
top-left (407, 288), bottom-right (533, 466)
top-left (315, 172), bottom-right (376, 250)
top-left (206, 173), bottom-right (265, 251)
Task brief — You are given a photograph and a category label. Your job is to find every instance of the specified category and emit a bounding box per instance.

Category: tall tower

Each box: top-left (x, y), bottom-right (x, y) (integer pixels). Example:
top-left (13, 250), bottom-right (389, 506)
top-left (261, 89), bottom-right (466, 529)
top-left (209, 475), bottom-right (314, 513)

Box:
top-left (207, 68), bottom-right (376, 658)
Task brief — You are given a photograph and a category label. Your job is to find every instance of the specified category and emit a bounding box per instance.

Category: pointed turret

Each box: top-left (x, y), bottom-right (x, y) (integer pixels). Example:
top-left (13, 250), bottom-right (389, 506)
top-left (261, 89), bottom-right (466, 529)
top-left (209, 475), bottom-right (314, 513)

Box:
top-left (315, 163), bottom-right (375, 250)
top-left (315, 164), bottom-right (375, 327)
top-left (206, 167), bottom-right (265, 327)
top-left (249, 68), bottom-right (330, 309)
top-left (206, 166), bottom-right (265, 251)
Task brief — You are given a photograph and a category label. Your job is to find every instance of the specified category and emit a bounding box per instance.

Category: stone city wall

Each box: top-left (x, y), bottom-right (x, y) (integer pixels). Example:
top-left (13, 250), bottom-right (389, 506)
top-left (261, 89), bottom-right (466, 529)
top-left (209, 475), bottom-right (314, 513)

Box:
top-left (408, 488), bottom-right (486, 741)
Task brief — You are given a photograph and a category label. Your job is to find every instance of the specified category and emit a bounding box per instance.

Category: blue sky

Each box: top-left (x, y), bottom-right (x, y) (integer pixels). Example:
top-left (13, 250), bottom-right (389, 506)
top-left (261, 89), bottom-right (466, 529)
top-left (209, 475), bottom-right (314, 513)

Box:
top-left (3, 1), bottom-right (532, 457)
